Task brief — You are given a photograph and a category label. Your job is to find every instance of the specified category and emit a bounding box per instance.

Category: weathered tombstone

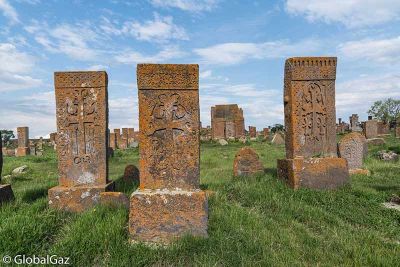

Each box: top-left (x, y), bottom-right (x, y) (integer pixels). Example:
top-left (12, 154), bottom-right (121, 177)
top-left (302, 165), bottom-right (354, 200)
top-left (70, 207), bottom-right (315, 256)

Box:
top-left (338, 132), bottom-right (368, 175)
top-left (233, 147), bottom-right (264, 177)
top-left (277, 57), bottom-right (349, 189)
top-left (16, 127), bottom-right (29, 157)
top-left (129, 64), bottom-right (208, 244)
top-left (109, 132), bottom-right (117, 150)
top-left (49, 132), bottom-right (57, 145)
top-left (128, 128), bottom-right (136, 146)
top-left (271, 132), bottom-right (285, 145)
top-left (396, 125), bottom-right (400, 138)
top-left (0, 131), bottom-right (14, 204)
top-left (119, 128), bottom-right (128, 149)
top-left (377, 121), bottom-right (390, 135)
top-left (363, 120), bottom-right (378, 139)
top-left (114, 128), bottom-right (121, 149)
top-left (263, 128), bottom-right (270, 139)
top-left (349, 114), bottom-right (361, 132)
top-left (48, 71), bottom-right (114, 212)
top-left (29, 144), bottom-right (36, 155)
top-left (123, 164), bottom-right (140, 184)
top-left (248, 126), bottom-right (256, 138)
top-left (211, 104), bottom-right (245, 140)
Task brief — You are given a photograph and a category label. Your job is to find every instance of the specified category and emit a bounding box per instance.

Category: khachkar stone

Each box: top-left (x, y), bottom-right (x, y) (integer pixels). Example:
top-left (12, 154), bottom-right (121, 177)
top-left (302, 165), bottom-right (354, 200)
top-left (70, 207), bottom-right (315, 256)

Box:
top-left (120, 128), bottom-right (129, 149)
top-left (109, 132), bottom-right (117, 150)
top-left (0, 131), bottom-right (14, 204)
top-left (48, 71), bottom-right (114, 212)
top-left (363, 119), bottom-right (378, 139)
top-left (233, 147), bottom-right (264, 177)
top-left (211, 104), bottom-right (245, 140)
top-left (16, 127), bottom-right (30, 157)
top-left (249, 126), bottom-right (256, 138)
top-left (349, 114), bottom-right (361, 132)
top-left (263, 128), bottom-right (270, 139)
top-left (277, 57), bottom-right (349, 189)
top-left (338, 132), bottom-right (369, 175)
top-left (130, 64), bottom-right (208, 244)
top-left (114, 128), bottom-right (121, 149)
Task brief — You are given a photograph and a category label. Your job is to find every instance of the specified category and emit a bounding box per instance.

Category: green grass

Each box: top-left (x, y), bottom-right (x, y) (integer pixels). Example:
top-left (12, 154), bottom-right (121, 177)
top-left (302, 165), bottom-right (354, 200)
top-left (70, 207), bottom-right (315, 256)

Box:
top-left (0, 137), bottom-right (399, 266)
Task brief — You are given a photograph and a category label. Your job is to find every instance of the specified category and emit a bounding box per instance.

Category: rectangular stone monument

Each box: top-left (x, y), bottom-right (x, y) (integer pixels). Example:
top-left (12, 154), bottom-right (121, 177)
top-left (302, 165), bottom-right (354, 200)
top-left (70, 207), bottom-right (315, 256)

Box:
top-left (129, 64), bottom-right (208, 244)
top-left (114, 128), bottom-right (121, 149)
top-left (349, 114), bottom-right (361, 132)
top-left (377, 121), bottom-right (390, 135)
top-left (211, 104), bottom-right (245, 140)
top-left (363, 120), bottom-right (378, 139)
top-left (263, 128), bottom-right (270, 139)
top-left (48, 71), bottom-right (114, 212)
top-left (0, 131), bottom-right (14, 204)
top-left (16, 127), bottom-right (29, 157)
top-left (109, 132), bottom-right (117, 150)
top-left (249, 126), bottom-right (256, 138)
top-left (120, 128), bottom-right (129, 149)
top-left (277, 57), bottom-right (349, 189)
top-left (395, 126), bottom-right (400, 138)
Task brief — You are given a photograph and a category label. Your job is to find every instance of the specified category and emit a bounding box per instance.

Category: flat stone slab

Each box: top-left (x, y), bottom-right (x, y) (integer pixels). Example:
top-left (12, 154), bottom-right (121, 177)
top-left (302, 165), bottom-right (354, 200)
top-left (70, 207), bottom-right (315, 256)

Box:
top-left (0, 184), bottom-right (14, 204)
top-left (129, 189), bottom-right (208, 244)
top-left (382, 202), bottom-right (400, 212)
top-left (277, 158), bottom-right (349, 190)
top-left (48, 182), bottom-right (114, 212)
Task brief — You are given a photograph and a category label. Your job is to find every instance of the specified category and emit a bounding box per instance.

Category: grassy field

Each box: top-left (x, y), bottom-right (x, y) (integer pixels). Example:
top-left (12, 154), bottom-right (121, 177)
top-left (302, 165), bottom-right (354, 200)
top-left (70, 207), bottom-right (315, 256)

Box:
top-left (0, 135), bottom-right (399, 266)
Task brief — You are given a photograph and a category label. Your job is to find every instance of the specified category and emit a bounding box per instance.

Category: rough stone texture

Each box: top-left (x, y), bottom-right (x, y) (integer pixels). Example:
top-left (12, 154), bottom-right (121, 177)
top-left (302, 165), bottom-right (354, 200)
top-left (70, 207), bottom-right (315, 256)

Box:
top-left (271, 132), bottom-right (285, 145)
top-left (218, 139), bottom-right (228, 146)
top-left (338, 132), bottom-right (367, 171)
top-left (248, 126), bottom-right (256, 138)
top-left (0, 132), bottom-right (2, 179)
top-left (100, 191), bottom-right (129, 209)
top-left (211, 104), bottom-right (245, 140)
top-left (263, 128), bottom-right (270, 139)
top-left (109, 133), bottom-right (117, 150)
top-left (114, 129), bottom-right (121, 149)
top-left (367, 138), bottom-right (385, 146)
top-left (277, 158), bottom-right (349, 189)
top-left (123, 164), bottom-right (140, 184)
top-left (16, 127), bottom-right (30, 157)
top-left (48, 71), bottom-right (114, 212)
top-left (131, 64), bottom-right (208, 244)
top-left (233, 147), bottom-right (264, 177)
top-left (395, 126), bottom-right (400, 138)
top-left (377, 150), bottom-right (399, 161)
top-left (129, 189), bottom-right (208, 244)
top-left (277, 57), bottom-right (349, 189)
top-left (349, 169), bottom-right (370, 175)
top-left (349, 114), bottom-right (362, 132)
top-left (50, 132), bottom-right (57, 145)
top-left (363, 120), bottom-right (378, 139)
top-left (48, 183), bottom-right (114, 212)
top-left (12, 165), bottom-right (28, 175)
top-left (377, 121), bottom-right (390, 135)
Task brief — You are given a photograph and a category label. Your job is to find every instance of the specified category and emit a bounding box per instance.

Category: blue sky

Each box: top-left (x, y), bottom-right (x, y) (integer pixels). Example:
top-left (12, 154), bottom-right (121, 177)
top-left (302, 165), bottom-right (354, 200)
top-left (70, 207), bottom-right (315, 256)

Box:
top-left (0, 0), bottom-right (400, 138)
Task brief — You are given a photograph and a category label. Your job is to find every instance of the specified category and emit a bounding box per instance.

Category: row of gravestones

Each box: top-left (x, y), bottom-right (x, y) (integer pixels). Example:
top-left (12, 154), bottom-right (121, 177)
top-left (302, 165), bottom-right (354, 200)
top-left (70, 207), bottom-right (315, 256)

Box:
top-left (0, 57), bottom-right (393, 245)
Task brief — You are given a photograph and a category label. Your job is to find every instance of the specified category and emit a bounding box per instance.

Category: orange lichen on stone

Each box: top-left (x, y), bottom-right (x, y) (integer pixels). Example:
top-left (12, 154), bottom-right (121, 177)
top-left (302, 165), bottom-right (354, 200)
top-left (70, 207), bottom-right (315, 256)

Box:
top-left (123, 164), bottom-right (140, 184)
top-left (16, 127), bottom-right (29, 157)
top-left (48, 71), bottom-right (114, 212)
top-left (338, 132), bottom-right (367, 172)
top-left (130, 64), bottom-right (208, 244)
top-left (211, 104), bottom-right (245, 140)
top-left (233, 147), bottom-right (264, 177)
top-left (277, 57), bottom-right (349, 189)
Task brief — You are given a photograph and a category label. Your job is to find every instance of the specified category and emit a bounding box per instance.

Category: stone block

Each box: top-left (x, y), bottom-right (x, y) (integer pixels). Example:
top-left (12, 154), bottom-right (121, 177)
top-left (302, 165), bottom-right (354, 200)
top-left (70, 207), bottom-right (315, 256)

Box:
top-left (0, 184), bottom-right (14, 204)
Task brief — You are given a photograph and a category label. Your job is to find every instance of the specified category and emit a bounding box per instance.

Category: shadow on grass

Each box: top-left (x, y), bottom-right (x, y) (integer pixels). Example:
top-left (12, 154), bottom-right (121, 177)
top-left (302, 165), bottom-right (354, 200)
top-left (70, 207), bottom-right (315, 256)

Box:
top-left (370, 184), bottom-right (400, 193)
top-left (22, 187), bottom-right (49, 203)
top-left (264, 168), bottom-right (277, 178)
top-left (113, 176), bottom-right (138, 195)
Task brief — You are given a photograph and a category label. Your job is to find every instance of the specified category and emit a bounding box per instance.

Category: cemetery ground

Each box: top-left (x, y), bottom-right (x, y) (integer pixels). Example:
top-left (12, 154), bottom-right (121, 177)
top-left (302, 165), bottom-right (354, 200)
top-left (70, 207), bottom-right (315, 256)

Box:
top-left (1, 137), bottom-right (399, 266)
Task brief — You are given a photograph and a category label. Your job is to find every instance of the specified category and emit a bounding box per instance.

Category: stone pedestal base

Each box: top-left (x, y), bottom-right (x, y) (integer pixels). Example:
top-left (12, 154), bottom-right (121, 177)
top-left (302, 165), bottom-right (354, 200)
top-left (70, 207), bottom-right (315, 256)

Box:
top-left (0, 184), bottom-right (14, 204)
top-left (277, 158), bottom-right (349, 190)
top-left (48, 182), bottom-right (114, 212)
top-left (129, 189), bottom-right (208, 244)
top-left (16, 147), bottom-right (29, 157)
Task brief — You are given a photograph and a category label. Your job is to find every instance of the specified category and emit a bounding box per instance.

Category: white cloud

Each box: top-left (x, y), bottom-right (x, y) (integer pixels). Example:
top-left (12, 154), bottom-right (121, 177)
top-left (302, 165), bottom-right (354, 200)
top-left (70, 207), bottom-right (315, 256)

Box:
top-left (0, 43), bottom-right (42, 92)
top-left (285, 0), bottom-right (400, 28)
top-left (99, 13), bottom-right (188, 43)
top-left (200, 70), bottom-right (212, 79)
top-left (109, 96), bottom-right (138, 129)
top-left (26, 22), bottom-right (100, 61)
top-left (87, 64), bottom-right (108, 71)
top-left (150, 0), bottom-right (219, 12)
top-left (115, 46), bottom-right (186, 64)
top-left (338, 36), bottom-right (400, 63)
top-left (336, 73), bottom-right (400, 119)
top-left (0, 0), bottom-right (19, 24)
top-left (194, 39), bottom-right (321, 65)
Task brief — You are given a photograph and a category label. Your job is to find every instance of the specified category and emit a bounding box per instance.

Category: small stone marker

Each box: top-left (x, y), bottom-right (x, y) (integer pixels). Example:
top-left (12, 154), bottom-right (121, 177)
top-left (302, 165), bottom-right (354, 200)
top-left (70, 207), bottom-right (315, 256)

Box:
top-left (277, 57), bottom-right (349, 189)
top-left (349, 114), bottom-right (362, 132)
top-left (263, 128), bottom-right (270, 139)
top-left (129, 64), bottom-right (208, 244)
top-left (218, 139), bottom-right (228, 146)
top-left (233, 147), bottom-right (264, 177)
top-left (377, 121), bottom-right (390, 135)
top-left (0, 131), bottom-right (14, 204)
top-left (377, 150), bottom-right (398, 161)
top-left (16, 127), bottom-right (29, 157)
top-left (249, 126), bottom-right (256, 138)
top-left (48, 71), bottom-right (114, 212)
top-left (363, 120), bottom-right (378, 139)
top-left (109, 132), bottom-right (117, 150)
top-left (271, 132), bottom-right (285, 145)
top-left (123, 164), bottom-right (139, 184)
top-left (367, 138), bottom-right (385, 146)
top-left (338, 132), bottom-right (368, 175)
